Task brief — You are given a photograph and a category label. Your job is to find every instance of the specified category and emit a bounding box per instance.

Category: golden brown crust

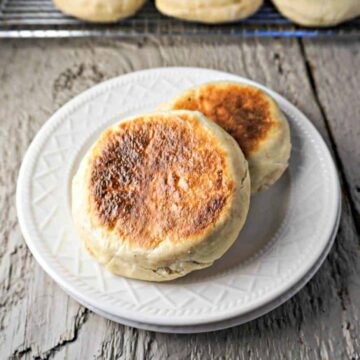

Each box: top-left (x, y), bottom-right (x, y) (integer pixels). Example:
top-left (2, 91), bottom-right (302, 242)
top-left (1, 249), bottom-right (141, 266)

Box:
top-left (89, 113), bottom-right (234, 249)
top-left (166, 83), bottom-right (275, 156)
top-left (72, 110), bottom-right (251, 281)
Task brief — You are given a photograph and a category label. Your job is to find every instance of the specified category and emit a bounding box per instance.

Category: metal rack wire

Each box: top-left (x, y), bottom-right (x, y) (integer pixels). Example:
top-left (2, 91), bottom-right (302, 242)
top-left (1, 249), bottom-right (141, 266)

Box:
top-left (1, 0), bottom-right (359, 38)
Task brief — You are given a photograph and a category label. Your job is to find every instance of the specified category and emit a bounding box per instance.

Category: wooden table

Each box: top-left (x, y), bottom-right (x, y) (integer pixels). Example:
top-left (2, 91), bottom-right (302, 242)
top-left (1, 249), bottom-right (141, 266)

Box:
top-left (1, 36), bottom-right (359, 359)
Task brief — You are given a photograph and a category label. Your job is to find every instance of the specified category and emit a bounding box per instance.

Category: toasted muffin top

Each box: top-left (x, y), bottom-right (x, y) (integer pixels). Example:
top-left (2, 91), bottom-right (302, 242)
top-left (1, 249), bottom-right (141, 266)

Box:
top-left (166, 83), bottom-right (277, 157)
top-left (88, 112), bottom-right (235, 249)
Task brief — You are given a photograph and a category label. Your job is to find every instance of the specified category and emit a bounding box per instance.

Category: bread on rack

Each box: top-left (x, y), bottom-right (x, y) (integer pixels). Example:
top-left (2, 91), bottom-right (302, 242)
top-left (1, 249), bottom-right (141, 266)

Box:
top-left (272, 0), bottom-right (360, 27)
top-left (72, 110), bottom-right (250, 281)
top-left (159, 82), bottom-right (291, 193)
top-left (155, 0), bottom-right (263, 24)
top-left (53, 0), bottom-right (146, 22)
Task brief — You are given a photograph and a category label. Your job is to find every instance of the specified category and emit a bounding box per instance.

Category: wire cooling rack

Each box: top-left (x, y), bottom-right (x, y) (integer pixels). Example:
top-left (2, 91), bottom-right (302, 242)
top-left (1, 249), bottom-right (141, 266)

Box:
top-left (0, 0), bottom-right (360, 38)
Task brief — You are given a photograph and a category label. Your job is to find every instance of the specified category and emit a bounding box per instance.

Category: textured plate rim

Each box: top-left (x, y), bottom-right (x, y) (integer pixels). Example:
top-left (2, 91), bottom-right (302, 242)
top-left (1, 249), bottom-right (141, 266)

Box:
top-left (16, 67), bottom-right (341, 326)
top-left (63, 203), bottom-right (341, 333)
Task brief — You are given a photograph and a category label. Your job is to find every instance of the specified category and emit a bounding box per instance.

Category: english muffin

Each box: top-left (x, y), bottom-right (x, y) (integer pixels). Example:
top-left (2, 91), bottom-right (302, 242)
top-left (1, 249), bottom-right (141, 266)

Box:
top-left (72, 110), bottom-right (250, 281)
top-left (160, 82), bottom-right (291, 193)
top-left (272, 0), bottom-right (360, 27)
top-left (155, 0), bottom-right (263, 24)
top-left (53, 0), bottom-right (146, 23)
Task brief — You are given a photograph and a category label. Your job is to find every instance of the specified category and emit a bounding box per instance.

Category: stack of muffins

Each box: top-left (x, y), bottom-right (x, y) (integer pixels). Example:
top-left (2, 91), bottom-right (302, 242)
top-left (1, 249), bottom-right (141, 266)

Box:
top-left (72, 81), bottom-right (291, 281)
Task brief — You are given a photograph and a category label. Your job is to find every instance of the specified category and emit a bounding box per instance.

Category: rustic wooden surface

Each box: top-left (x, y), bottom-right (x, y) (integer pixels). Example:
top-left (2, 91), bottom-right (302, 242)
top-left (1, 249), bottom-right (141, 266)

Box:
top-left (0, 36), bottom-right (359, 359)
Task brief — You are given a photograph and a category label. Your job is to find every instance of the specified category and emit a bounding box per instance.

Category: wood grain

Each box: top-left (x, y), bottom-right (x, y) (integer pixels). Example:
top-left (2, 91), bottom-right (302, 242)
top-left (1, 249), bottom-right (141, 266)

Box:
top-left (0, 37), bottom-right (359, 360)
top-left (302, 38), bottom-right (360, 225)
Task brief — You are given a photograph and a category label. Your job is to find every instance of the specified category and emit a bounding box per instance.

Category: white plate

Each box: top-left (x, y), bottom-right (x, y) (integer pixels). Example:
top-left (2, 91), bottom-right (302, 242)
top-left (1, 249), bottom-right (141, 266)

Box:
top-left (66, 205), bottom-right (341, 333)
top-left (17, 67), bottom-right (340, 327)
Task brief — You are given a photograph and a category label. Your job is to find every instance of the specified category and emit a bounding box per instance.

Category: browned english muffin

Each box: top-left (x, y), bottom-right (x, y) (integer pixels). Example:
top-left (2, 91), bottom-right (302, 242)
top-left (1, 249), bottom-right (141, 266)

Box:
top-left (72, 110), bottom-right (250, 281)
top-left (160, 82), bottom-right (291, 193)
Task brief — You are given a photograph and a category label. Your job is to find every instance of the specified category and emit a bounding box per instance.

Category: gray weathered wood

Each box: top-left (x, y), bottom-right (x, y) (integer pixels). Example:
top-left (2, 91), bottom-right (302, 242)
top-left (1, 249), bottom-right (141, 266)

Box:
top-left (0, 37), bottom-right (359, 360)
top-left (302, 38), bottom-right (360, 224)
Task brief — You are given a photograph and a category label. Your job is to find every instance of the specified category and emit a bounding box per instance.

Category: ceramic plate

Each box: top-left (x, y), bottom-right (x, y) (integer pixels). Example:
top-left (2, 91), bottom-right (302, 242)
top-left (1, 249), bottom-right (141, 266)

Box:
top-left (66, 205), bottom-right (341, 333)
top-left (17, 67), bottom-right (340, 327)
